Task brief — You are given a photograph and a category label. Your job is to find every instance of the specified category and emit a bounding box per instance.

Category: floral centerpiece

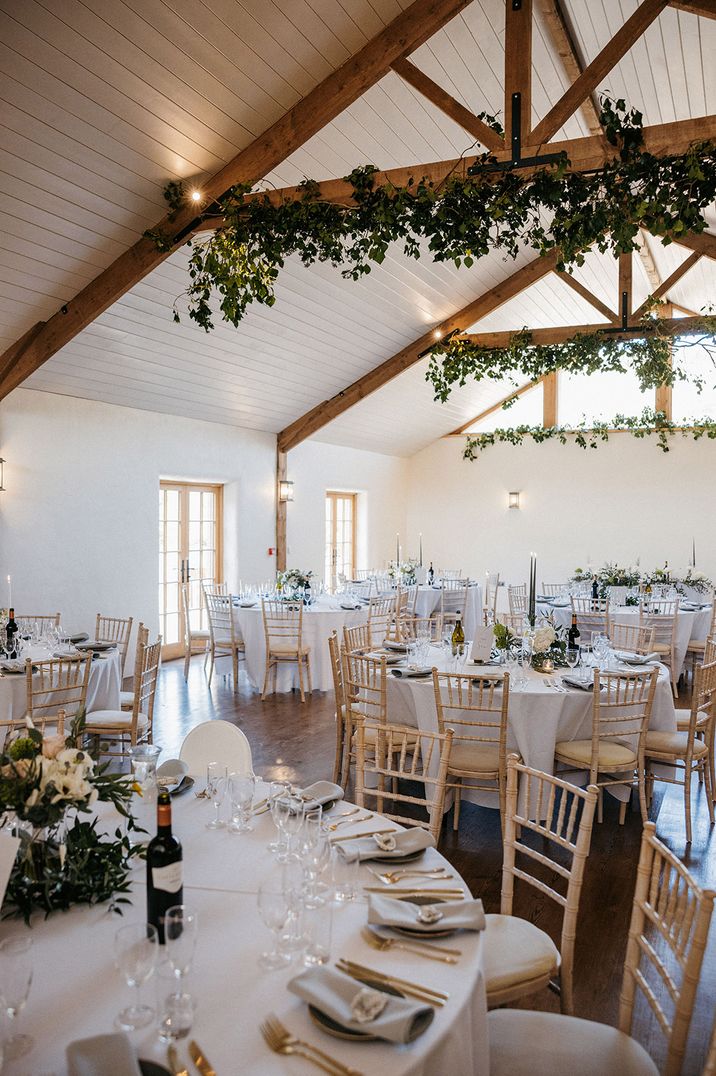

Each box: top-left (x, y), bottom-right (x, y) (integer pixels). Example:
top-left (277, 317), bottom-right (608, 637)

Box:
top-left (388, 559), bottom-right (418, 586)
top-left (677, 570), bottom-right (712, 596)
top-left (1, 714), bottom-right (139, 924)
top-left (571, 564), bottom-right (640, 597)
top-left (276, 568), bottom-right (313, 600)
top-left (529, 622), bottom-right (567, 672)
top-left (493, 622), bottom-right (515, 654)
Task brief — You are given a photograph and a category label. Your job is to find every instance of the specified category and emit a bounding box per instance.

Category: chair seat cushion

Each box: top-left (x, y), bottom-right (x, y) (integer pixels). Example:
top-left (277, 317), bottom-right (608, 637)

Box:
top-left (269, 646), bottom-right (310, 656)
top-left (645, 730), bottom-right (708, 758)
top-left (555, 738), bottom-right (637, 769)
top-left (189, 629), bottom-right (210, 640)
top-left (488, 1009), bottom-right (658, 1076)
top-left (484, 914), bottom-right (559, 996)
top-left (675, 709), bottom-right (709, 731)
top-left (119, 690), bottom-right (134, 708)
top-left (448, 742), bottom-right (501, 775)
top-left (354, 726), bottom-right (418, 749)
top-left (85, 709), bottom-right (149, 730)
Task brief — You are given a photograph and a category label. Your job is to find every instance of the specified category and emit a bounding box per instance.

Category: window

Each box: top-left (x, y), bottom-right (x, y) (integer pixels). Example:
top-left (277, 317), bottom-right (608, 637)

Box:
top-left (325, 492), bottom-right (357, 592)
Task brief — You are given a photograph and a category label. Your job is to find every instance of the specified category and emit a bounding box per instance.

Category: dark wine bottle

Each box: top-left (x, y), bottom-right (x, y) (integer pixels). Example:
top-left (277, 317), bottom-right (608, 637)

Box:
top-left (591, 578), bottom-right (599, 608)
top-left (5, 607), bottom-right (18, 658)
top-left (146, 790), bottom-right (182, 944)
top-left (428, 562), bottom-right (434, 585)
top-left (567, 613), bottom-right (581, 650)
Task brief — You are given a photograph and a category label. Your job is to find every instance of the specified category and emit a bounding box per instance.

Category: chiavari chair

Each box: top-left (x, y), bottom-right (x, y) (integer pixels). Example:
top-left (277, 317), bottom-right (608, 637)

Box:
top-left (484, 571), bottom-right (500, 622)
top-left (342, 622), bottom-right (371, 654)
top-left (25, 653), bottom-right (92, 729)
top-left (639, 597), bottom-right (680, 698)
top-left (261, 599), bottom-right (311, 702)
top-left (120, 624), bottom-right (149, 710)
top-left (205, 588), bottom-right (245, 690)
top-left (610, 621), bottom-right (656, 656)
top-left (439, 578), bottom-right (470, 627)
top-left (508, 584), bottom-right (527, 616)
top-left (686, 600), bottom-right (716, 680)
top-left (15, 613), bottom-right (61, 637)
top-left (180, 580), bottom-right (210, 681)
top-left (328, 630), bottom-right (348, 785)
top-left (83, 633), bottom-right (162, 755)
top-left (541, 582), bottom-right (567, 597)
top-left (570, 595), bottom-right (611, 639)
top-left (367, 595), bottom-right (396, 647)
top-left (95, 613), bottom-right (133, 674)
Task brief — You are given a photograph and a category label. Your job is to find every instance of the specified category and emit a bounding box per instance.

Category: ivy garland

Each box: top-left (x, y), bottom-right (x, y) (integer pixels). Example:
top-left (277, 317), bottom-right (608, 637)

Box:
top-left (148, 99), bottom-right (716, 332)
top-left (463, 409), bottom-right (716, 461)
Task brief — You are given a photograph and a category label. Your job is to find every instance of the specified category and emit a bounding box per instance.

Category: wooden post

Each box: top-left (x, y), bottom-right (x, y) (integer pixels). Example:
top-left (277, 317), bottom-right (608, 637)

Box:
top-left (276, 447), bottom-right (287, 572)
top-left (655, 303), bottom-right (673, 419)
top-left (543, 371), bottom-right (559, 426)
top-left (505, 0), bottom-right (533, 154)
top-left (619, 251), bottom-right (633, 325)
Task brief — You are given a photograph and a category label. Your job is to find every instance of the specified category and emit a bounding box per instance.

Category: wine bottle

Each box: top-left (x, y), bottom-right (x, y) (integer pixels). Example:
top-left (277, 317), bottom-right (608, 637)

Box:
top-left (451, 613), bottom-right (465, 657)
top-left (428, 562), bottom-right (434, 585)
top-left (146, 790), bottom-right (182, 944)
top-left (567, 613), bottom-right (581, 650)
top-left (5, 607), bottom-right (18, 658)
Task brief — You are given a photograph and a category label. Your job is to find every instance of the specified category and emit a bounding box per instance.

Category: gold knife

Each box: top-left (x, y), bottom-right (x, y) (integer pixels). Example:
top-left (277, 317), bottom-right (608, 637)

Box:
top-left (189, 1040), bottom-right (217, 1076)
top-left (329, 827), bottom-right (397, 843)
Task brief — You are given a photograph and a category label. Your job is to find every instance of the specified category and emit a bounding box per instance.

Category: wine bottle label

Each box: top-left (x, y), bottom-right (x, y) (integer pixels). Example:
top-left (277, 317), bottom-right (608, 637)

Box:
top-left (151, 862), bottom-right (182, 893)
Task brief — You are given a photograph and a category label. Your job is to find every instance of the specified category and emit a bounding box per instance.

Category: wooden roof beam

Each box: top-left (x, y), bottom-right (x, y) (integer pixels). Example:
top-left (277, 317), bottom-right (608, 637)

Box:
top-left (529, 0), bottom-right (670, 147)
top-left (673, 231), bottom-right (716, 259)
top-left (459, 313), bottom-right (707, 347)
top-left (447, 378), bottom-right (544, 435)
top-left (670, 0), bottom-right (716, 16)
top-left (391, 58), bottom-right (505, 152)
top-left (0, 0), bottom-right (473, 401)
top-left (632, 251), bottom-right (702, 319)
top-left (505, 0), bottom-right (533, 152)
top-left (535, 0), bottom-right (605, 139)
top-left (557, 271), bottom-right (620, 323)
top-left (277, 252), bottom-right (561, 452)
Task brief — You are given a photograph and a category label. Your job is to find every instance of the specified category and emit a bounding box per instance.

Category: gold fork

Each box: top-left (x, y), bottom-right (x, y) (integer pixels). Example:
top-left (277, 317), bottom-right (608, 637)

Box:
top-left (361, 926), bottom-right (458, 964)
top-left (260, 1018), bottom-right (355, 1075)
top-left (167, 1044), bottom-right (189, 1076)
top-left (328, 811), bottom-right (372, 831)
top-left (264, 1013), bottom-right (362, 1076)
top-left (367, 867), bottom-right (454, 884)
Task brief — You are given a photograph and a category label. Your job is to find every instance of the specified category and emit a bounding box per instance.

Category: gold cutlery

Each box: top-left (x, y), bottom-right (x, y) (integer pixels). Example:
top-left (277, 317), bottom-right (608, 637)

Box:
top-left (262, 1013), bottom-right (362, 1076)
top-left (188, 1039), bottom-right (217, 1076)
top-left (336, 959), bottom-right (448, 1006)
top-left (366, 867), bottom-right (454, 885)
top-left (251, 797), bottom-right (268, 812)
top-left (362, 887), bottom-right (464, 898)
top-left (261, 1018), bottom-right (352, 1075)
top-left (328, 812), bottom-right (372, 831)
top-left (361, 927), bottom-right (458, 964)
top-left (167, 1044), bottom-right (189, 1076)
top-left (329, 827), bottom-right (397, 843)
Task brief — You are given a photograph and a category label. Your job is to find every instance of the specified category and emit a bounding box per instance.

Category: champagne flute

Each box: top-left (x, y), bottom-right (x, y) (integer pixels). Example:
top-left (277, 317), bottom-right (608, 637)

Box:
top-left (268, 779), bottom-right (291, 854)
top-left (257, 883), bottom-right (291, 969)
top-left (164, 905), bottom-right (198, 1003)
top-left (206, 762), bottom-right (226, 829)
top-left (0, 935), bottom-right (34, 1060)
top-left (113, 923), bottom-right (158, 1030)
top-left (229, 771), bottom-right (255, 833)
top-left (282, 795), bottom-right (306, 860)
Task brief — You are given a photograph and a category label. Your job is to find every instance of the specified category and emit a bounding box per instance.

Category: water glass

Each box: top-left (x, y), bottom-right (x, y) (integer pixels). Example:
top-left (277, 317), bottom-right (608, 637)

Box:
top-left (229, 771), bottom-right (255, 833)
top-left (301, 903), bottom-right (333, 966)
top-left (164, 905), bottom-right (198, 1001)
top-left (206, 762), bottom-right (227, 829)
top-left (268, 780), bottom-right (291, 854)
top-left (257, 883), bottom-right (291, 970)
top-left (282, 795), bottom-right (306, 858)
top-left (0, 936), bottom-right (34, 1060)
top-left (329, 846), bottom-right (359, 903)
top-left (114, 923), bottom-right (159, 1031)
top-left (565, 647), bottom-right (579, 671)
top-left (156, 962), bottom-right (195, 1043)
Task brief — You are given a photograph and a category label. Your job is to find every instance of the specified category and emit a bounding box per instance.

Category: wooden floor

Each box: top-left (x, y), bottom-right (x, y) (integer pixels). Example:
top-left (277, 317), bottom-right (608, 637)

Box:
top-left (154, 656), bottom-right (715, 1075)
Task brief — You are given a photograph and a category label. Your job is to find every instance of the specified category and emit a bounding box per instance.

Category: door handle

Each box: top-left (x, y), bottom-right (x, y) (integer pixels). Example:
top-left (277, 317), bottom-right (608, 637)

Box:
top-left (180, 559), bottom-right (185, 584)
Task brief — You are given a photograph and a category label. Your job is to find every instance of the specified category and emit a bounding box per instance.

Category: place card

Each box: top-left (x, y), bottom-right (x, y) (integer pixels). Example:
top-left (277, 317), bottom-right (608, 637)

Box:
top-left (470, 626), bottom-right (494, 664)
top-left (0, 831), bottom-right (20, 904)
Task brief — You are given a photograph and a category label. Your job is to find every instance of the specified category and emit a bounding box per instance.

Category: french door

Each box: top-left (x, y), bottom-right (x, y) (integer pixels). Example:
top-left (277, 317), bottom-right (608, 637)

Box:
top-left (159, 482), bottom-right (223, 658)
top-left (325, 491), bottom-right (357, 592)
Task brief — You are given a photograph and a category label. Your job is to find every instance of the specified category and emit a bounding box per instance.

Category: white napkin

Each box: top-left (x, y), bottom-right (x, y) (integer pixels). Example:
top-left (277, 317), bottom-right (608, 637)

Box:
top-left (340, 602), bottom-right (361, 610)
top-left (614, 651), bottom-right (660, 665)
top-left (288, 966), bottom-right (434, 1044)
top-left (391, 666), bottom-right (432, 678)
top-left (383, 641), bottom-right (409, 652)
top-left (337, 827), bottom-right (435, 863)
top-left (368, 893), bottom-right (485, 933)
top-left (561, 674), bottom-right (597, 691)
top-left (296, 780), bottom-right (344, 810)
top-left (66, 1033), bottom-right (142, 1076)
top-left (366, 651), bottom-right (403, 665)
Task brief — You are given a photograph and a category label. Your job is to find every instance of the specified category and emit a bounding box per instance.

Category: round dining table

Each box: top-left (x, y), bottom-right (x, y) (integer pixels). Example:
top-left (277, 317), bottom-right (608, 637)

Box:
top-left (1, 782), bottom-right (489, 1076)
top-left (385, 644), bottom-right (677, 810)
top-left (0, 644), bottom-right (122, 725)
top-left (412, 584), bottom-right (483, 640)
top-left (231, 596), bottom-right (368, 693)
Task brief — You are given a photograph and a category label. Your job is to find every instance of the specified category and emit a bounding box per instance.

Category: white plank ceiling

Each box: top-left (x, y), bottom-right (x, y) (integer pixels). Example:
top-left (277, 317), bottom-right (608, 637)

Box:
top-left (0, 0), bottom-right (714, 456)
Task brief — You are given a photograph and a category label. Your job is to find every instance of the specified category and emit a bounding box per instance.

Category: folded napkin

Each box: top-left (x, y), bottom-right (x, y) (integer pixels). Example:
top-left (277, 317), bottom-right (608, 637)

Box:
top-left (614, 651), bottom-right (660, 665)
top-left (551, 600), bottom-right (570, 607)
top-left (391, 666), bottom-right (432, 678)
top-left (368, 893), bottom-right (485, 933)
top-left (296, 780), bottom-right (344, 810)
top-left (337, 827), bottom-right (435, 863)
top-left (61, 632), bottom-right (89, 644)
top-left (537, 594), bottom-right (554, 603)
top-left (366, 651), bottom-right (403, 665)
top-left (238, 599), bottom-right (257, 608)
top-left (384, 641), bottom-right (408, 652)
top-left (289, 965), bottom-right (434, 1044)
top-left (0, 660), bottom-right (25, 673)
top-left (561, 674), bottom-right (596, 691)
top-left (67, 1033), bottom-right (142, 1076)
top-left (340, 602), bottom-right (361, 610)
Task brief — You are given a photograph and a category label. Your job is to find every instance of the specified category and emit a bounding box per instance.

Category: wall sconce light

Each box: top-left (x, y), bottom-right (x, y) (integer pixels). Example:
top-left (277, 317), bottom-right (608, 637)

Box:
top-left (0, 458), bottom-right (5, 491)
top-left (508, 491), bottom-right (521, 510)
top-left (279, 479), bottom-right (294, 503)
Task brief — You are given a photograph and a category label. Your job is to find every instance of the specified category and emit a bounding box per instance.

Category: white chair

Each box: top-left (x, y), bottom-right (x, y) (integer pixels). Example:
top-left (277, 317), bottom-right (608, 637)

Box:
top-left (484, 571), bottom-right (500, 622)
top-left (179, 720), bottom-right (253, 776)
top-left (508, 584), bottom-right (527, 615)
top-left (439, 578), bottom-right (470, 627)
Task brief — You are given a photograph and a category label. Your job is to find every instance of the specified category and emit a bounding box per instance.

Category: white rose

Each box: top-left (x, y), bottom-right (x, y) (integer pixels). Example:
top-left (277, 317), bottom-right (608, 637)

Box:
top-left (533, 625), bottom-right (556, 652)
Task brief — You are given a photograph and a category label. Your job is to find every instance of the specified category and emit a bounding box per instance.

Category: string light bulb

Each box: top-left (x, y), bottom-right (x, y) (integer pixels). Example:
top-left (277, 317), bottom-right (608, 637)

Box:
top-left (433, 328), bottom-right (443, 339)
top-left (190, 189), bottom-right (202, 203)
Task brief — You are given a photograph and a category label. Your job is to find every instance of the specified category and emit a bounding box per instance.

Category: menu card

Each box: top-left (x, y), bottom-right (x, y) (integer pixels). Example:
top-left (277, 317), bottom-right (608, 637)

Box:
top-left (470, 626), bottom-right (494, 664)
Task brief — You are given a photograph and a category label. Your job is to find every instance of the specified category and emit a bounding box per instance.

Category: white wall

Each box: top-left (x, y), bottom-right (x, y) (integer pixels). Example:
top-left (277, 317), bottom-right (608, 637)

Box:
top-left (405, 435), bottom-right (716, 587)
top-left (0, 389), bottom-right (276, 637)
top-left (287, 442), bottom-right (409, 578)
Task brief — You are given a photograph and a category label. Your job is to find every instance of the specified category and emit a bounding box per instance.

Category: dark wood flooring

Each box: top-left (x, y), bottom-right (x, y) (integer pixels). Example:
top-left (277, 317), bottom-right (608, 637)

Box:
top-left (153, 657), bottom-right (715, 1075)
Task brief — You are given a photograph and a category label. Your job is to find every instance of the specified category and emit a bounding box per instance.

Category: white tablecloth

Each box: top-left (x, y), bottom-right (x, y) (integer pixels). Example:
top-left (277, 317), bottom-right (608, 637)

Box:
top-left (0, 645), bottom-right (121, 725)
top-left (537, 603), bottom-right (711, 678)
top-left (232, 596), bottom-right (368, 693)
top-left (413, 584), bottom-right (483, 640)
top-left (385, 646), bottom-right (676, 809)
top-left (1, 786), bottom-right (488, 1076)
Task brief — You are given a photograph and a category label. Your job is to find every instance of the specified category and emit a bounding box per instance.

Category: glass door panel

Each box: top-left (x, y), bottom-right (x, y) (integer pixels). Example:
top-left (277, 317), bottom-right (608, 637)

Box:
top-left (325, 492), bottom-right (356, 592)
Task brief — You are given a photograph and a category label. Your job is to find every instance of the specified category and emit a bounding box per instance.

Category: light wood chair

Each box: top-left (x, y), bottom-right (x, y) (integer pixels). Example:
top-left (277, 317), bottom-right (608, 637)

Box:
top-left (328, 631), bottom-right (348, 785)
top-left (342, 622), bottom-right (371, 654)
top-left (644, 658), bottom-right (716, 843)
top-left (354, 717), bottom-right (453, 843)
top-left (340, 650), bottom-right (418, 783)
top-left (353, 569), bottom-right (375, 581)
top-left (484, 571), bottom-right (500, 622)
top-left (261, 599), bottom-right (311, 702)
top-left (25, 653), bottom-right (92, 728)
top-left (15, 613), bottom-right (61, 637)
top-left (95, 613), bottom-right (133, 674)
top-left (554, 668), bottom-right (658, 825)
top-left (508, 584), bottom-right (527, 615)
top-left (676, 638), bottom-right (716, 798)
top-left (366, 595), bottom-right (396, 647)
top-left (493, 612), bottom-right (524, 634)
top-left (686, 601), bottom-right (716, 680)
top-left (487, 822), bottom-right (714, 1076)
top-left (570, 595), bottom-right (611, 639)
top-left (439, 578), bottom-right (470, 627)
top-left (83, 634), bottom-right (162, 754)
top-left (385, 588), bottom-right (410, 642)
top-left (439, 568), bottom-right (462, 580)
top-left (432, 670), bottom-right (512, 832)
top-left (610, 621), bottom-right (656, 655)
top-left (639, 598), bottom-right (680, 697)
top-left (351, 579), bottom-right (375, 601)
top-left (180, 581), bottom-right (210, 680)
top-left (205, 588), bottom-right (245, 690)
top-left (179, 719), bottom-right (252, 776)
top-left (484, 756), bottom-right (598, 1015)
top-left (120, 623), bottom-right (149, 711)
top-left (399, 615), bottom-right (443, 643)
top-left (541, 583), bottom-right (567, 596)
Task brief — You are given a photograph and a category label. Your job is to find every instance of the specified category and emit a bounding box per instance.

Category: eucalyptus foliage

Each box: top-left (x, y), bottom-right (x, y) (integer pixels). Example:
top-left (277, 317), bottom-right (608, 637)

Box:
top-left (149, 99), bottom-right (716, 332)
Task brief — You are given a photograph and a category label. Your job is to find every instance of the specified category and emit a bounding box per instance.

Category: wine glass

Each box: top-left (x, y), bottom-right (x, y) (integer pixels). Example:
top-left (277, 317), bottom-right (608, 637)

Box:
top-left (257, 883), bottom-right (291, 970)
top-left (0, 936), bottom-right (34, 1060)
top-left (229, 771), bottom-right (255, 833)
top-left (206, 762), bottom-right (226, 829)
top-left (113, 923), bottom-right (159, 1030)
top-left (565, 647), bottom-right (579, 672)
top-left (164, 905), bottom-right (198, 1003)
